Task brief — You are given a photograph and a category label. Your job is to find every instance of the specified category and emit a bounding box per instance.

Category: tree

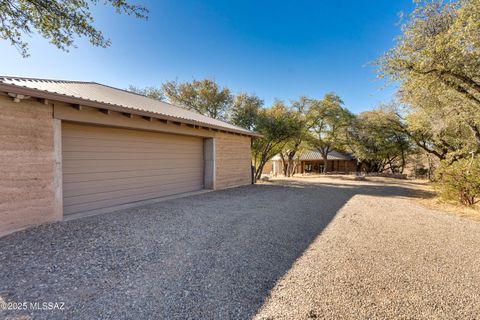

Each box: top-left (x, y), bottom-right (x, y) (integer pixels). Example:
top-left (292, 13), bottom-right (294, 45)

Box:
top-left (229, 93), bottom-right (263, 130)
top-left (377, 0), bottom-right (480, 110)
top-left (348, 108), bottom-right (411, 173)
top-left (436, 156), bottom-right (480, 206)
top-left (308, 93), bottom-right (353, 173)
top-left (376, 1), bottom-right (480, 159)
top-left (376, 0), bottom-right (480, 203)
top-left (401, 105), bottom-right (477, 162)
top-left (0, 0), bottom-right (148, 57)
top-left (279, 97), bottom-right (313, 177)
top-left (162, 79), bottom-right (233, 120)
top-left (251, 101), bottom-right (302, 179)
top-left (127, 86), bottom-right (164, 101)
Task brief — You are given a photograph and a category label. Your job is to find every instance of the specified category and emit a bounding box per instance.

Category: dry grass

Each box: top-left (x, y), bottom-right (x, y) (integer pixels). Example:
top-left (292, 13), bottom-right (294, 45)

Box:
top-left (267, 174), bottom-right (480, 223)
top-left (413, 180), bottom-right (480, 222)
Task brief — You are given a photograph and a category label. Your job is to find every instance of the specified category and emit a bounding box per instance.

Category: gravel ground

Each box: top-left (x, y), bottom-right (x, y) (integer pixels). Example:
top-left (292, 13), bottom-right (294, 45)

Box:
top-left (1, 177), bottom-right (479, 319)
top-left (254, 177), bottom-right (480, 320)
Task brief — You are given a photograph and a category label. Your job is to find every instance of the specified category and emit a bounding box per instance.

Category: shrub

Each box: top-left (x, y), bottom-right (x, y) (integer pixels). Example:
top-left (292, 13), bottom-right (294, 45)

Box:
top-left (436, 157), bottom-right (480, 206)
top-left (415, 167), bottom-right (429, 178)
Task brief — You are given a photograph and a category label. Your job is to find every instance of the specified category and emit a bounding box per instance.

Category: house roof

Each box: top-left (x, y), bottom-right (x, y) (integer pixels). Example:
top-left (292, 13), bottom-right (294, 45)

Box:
top-left (298, 150), bottom-right (354, 161)
top-left (272, 150), bottom-right (355, 161)
top-left (0, 76), bottom-right (260, 137)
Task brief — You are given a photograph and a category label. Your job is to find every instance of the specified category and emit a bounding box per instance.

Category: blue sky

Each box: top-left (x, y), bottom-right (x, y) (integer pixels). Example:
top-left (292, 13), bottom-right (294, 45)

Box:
top-left (0, 0), bottom-right (414, 113)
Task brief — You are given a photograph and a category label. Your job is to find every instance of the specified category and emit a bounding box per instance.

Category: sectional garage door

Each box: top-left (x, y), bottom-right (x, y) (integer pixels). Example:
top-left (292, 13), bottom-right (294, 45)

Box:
top-left (62, 122), bottom-right (204, 215)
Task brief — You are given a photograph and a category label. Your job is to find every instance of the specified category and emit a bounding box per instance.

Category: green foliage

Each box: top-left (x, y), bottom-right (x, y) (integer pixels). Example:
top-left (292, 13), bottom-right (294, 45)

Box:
top-left (127, 85), bottom-right (164, 101)
top-left (377, 0), bottom-right (480, 205)
top-left (377, 0), bottom-right (480, 156)
top-left (162, 79), bottom-right (233, 120)
top-left (436, 156), bottom-right (480, 206)
top-left (229, 93), bottom-right (263, 130)
top-left (308, 93), bottom-right (353, 172)
top-left (0, 0), bottom-right (148, 57)
top-left (251, 101), bottom-right (303, 179)
top-left (230, 94), bottom-right (309, 178)
top-left (348, 107), bottom-right (411, 173)
top-left (403, 104), bottom-right (477, 160)
top-left (415, 167), bottom-right (429, 177)
top-left (378, 0), bottom-right (480, 108)
top-left (278, 96), bottom-right (314, 177)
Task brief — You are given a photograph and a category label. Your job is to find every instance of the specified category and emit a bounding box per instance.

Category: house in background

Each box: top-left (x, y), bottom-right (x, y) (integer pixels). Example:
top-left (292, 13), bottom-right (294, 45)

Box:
top-left (264, 149), bottom-right (357, 176)
top-left (0, 76), bottom-right (260, 235)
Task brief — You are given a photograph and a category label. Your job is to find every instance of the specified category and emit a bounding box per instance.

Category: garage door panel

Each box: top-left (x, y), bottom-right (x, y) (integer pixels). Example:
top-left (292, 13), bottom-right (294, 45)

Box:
top-left (64, 183), bottom-right (203, 214)
top-left (62, 160), bottom-right (202, 174)
top-left (63, 178), bottom-right (204, 206)
top-left (63, 167), bottom-right (202, 183)
top-left (63, 171), bottom-right (204, 194)
top-left (62, 138), bottom-right (203, 152)
top-left (62, 122), bottom-right (204, 215)
top-left (62, 145), bottom-right (203, 154)
top-left (63, 125), bottom-right (200, 144)
top-left (62, 151), bottom-right (203, 161)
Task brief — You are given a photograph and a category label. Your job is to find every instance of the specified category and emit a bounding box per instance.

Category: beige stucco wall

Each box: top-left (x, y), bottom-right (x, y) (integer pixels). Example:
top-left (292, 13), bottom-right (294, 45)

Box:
top-left (215, 133), bottom-right (252, 189)
top-left (0, 95), bottom-right (60, 235)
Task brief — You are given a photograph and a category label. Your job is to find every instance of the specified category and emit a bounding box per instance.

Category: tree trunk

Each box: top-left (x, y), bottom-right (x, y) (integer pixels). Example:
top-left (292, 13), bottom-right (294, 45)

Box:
top-left (356, 161), bottom-right (362, 173)
top-left (321, 154), bottom-right (328, 173)
top-left (287, 154), bottom-right (295, 177)
top-left (413, 140), bottom-right (446, 160)
top-left (255, 162), bottom-right (265, 180)
top-left (255, 154), bottom-right (269, 180)
top-left (279, 153), bottom-right (288, 177)
top-left (291, 159), bottom-right (299, 176)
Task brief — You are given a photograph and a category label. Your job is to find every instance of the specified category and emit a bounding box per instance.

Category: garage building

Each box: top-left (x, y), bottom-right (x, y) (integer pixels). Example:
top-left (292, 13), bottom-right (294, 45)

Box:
top-left (0, 76), bottom-right (259, 235)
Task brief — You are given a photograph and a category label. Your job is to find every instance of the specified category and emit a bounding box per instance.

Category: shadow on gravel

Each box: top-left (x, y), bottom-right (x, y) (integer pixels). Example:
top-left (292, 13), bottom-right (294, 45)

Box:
top-left (268, 178), bottom-right (434, 199)
top-left (0, 180), bottom-right (421, 320)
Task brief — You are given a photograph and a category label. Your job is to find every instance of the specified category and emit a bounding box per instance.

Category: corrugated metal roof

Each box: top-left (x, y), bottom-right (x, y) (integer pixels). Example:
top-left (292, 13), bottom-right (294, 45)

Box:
top-left (0, 76), bottom-right (259, 136)
top-left (272, 150), bottom-right (354, 161)
top-left (299, 150), bottom-right (354, 161)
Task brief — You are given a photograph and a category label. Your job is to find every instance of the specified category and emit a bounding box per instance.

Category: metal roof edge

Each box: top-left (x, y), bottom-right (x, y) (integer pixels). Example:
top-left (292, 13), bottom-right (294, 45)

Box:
top-left (0, 81), bottom-right (262, 138)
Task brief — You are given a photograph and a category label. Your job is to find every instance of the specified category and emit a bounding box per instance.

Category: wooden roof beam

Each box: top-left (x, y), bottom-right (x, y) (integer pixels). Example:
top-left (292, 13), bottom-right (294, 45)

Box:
top-left (37, 98), bottom-right (49, 105)
top-left (7, 93), bottom-right (30, 103)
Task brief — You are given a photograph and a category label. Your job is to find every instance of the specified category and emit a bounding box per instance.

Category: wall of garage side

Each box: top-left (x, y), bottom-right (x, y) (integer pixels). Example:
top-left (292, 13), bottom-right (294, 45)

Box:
top-left (214, 133), bottom-right (252, 189)
top-left (0, 96), bottom-right (59, 235)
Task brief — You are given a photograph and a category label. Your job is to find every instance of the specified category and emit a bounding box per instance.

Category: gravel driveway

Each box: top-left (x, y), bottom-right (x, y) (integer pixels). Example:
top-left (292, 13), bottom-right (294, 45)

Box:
top-left (1, 177), bottom-right (479, 319)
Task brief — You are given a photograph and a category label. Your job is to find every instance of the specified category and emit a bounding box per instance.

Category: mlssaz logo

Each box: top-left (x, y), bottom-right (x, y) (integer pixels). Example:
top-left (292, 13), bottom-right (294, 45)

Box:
top-left (29, 302), bottom-right (65, 310)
